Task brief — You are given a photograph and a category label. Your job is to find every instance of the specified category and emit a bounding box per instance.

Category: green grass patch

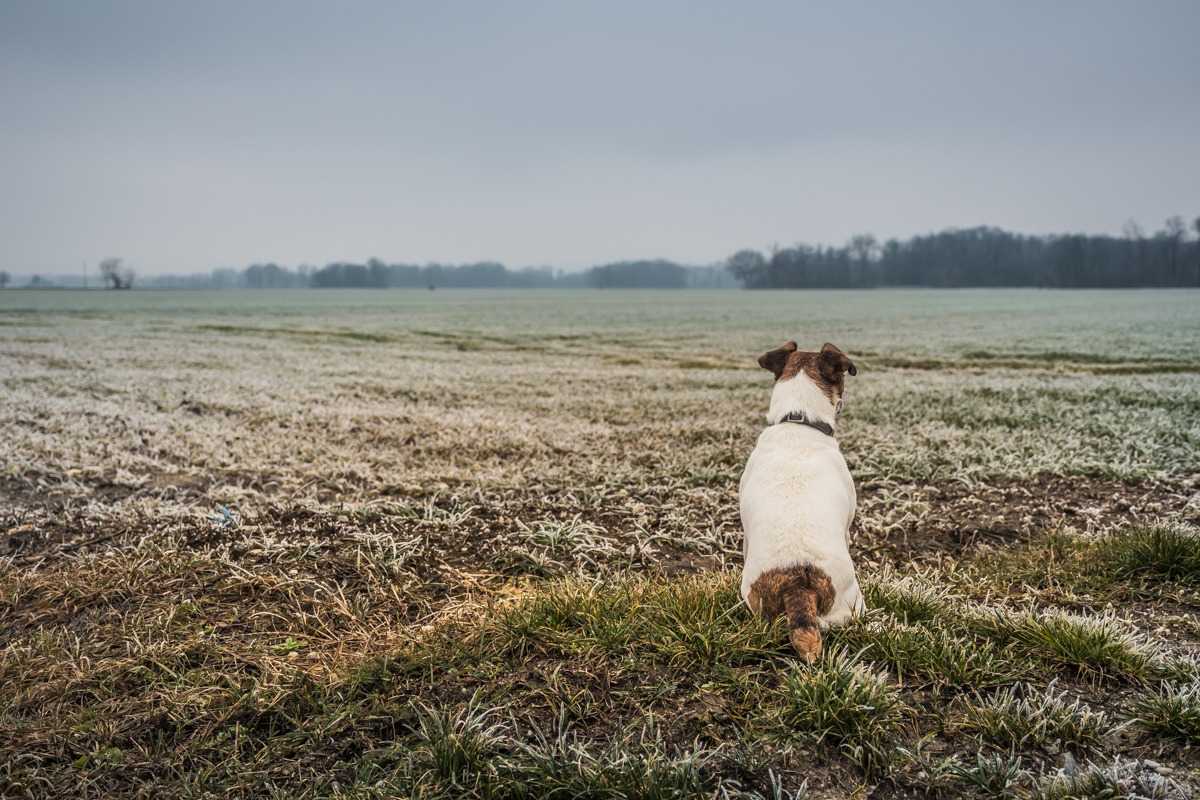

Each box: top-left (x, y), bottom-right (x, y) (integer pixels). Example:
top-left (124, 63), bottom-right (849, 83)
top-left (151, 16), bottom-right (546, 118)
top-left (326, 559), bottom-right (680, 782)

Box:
top-left (958, 683), bottom-right (1110, 751)
top-left (962, 523), bottom-right (1200, 601)
top-left (428, 572), bottom-right (784, 671)
top-left (1095, 524), bottom-right (1200, 585)
top-left (356, 710), bottom-right (734, 799)
top-left (777, 648), bottom-right (905, 747)
top-left (966, 609), bottom-right (1157, 681)
top-left (943, 752), bottom-right (1026, 797)
top-left (1135, 681), bottom-right (1200, 744)
top-left (836, 616), bottom-right (1031, 688)
top-left (852, 569), bottom-right (1163, 685)
top-left (409, 695), bottom-right (506, 783)
top-left (863, 570), bottom-right (954, 623)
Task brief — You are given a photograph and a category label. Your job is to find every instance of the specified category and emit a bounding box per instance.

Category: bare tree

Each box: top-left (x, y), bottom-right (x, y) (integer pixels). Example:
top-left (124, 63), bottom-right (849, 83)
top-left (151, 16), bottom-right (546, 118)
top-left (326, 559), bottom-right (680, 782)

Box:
top-left (99, 257), bottom-right (135, 290)
top-left (0, 270), bottom-right (9, 289)
top-left (725, 249), bottom-right (767, 288)
top-left (848, 233), bottom-right (878, 263)
top-left (1122, 219), bottom-right (1145, 240)
top-left (100, 258), bottom-right (123, 289)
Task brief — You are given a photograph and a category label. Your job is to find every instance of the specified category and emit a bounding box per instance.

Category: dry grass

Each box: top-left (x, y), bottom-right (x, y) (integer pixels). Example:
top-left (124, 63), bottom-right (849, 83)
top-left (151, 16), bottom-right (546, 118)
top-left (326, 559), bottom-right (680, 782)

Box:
top-left (2, 288), bottom-right (1199, 798)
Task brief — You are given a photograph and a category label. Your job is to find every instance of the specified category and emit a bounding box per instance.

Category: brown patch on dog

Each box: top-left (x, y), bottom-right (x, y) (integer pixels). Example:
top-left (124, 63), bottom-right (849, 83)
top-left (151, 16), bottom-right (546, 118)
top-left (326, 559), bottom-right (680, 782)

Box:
top-left (747, 564), bottom-right (836, 662)
top-left (759, 342), bottom-right (858, 406)
top-left (757, 341), bottom-right (798, 379)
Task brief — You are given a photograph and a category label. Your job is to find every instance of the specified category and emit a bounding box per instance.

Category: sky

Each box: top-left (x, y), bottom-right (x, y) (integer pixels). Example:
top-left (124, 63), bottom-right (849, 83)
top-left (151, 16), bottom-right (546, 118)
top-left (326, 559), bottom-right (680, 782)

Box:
top-left (2, 1), bottom-right (1199, 277)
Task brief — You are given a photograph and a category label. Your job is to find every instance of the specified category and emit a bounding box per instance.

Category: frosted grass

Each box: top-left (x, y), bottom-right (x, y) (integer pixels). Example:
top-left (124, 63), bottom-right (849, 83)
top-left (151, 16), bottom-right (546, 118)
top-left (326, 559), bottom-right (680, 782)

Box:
top-left (2, 289), bottom-right (1197, 506)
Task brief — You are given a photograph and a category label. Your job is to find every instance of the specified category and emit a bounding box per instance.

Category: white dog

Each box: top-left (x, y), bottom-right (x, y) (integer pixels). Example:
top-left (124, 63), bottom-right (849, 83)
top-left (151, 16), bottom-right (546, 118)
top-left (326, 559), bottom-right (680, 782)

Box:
top-left (740, 341), bottom-right (864, 661)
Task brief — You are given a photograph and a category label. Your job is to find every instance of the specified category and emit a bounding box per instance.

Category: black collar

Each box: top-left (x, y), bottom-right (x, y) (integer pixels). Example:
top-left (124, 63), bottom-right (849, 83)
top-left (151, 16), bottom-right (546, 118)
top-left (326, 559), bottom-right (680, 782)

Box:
top-left (776, 411), bottom-right (834, 437)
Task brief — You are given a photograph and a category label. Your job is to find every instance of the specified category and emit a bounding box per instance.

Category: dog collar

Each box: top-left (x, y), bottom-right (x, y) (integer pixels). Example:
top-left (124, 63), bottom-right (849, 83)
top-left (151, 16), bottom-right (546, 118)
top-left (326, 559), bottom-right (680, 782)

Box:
top-left (777, 411), bottom-right (834, 437)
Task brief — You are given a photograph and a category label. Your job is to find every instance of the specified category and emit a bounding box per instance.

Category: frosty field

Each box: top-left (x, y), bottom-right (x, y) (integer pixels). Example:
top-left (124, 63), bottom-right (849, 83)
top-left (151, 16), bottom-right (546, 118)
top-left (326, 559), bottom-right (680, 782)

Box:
top-left (2, 288), bottom-right (1199, 798)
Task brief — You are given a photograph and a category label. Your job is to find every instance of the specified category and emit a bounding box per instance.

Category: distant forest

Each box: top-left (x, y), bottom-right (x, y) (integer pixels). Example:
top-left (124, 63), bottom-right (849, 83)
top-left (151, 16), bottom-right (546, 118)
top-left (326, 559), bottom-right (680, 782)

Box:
top-left (141, 260), bottom-right (732, 290)
top-left (13, 217), bottom-right (1198, 291)
top-left (728, 217), bottom-right (1200, 289)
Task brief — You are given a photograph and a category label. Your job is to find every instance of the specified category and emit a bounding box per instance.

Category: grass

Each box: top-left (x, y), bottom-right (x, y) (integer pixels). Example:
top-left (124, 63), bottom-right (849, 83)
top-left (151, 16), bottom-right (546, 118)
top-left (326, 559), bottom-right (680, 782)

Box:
top-left (409, 694), bottom-right (506, 783)
top-left (838, 616), bottom-right (1029, 688)
top-left (3, 524), bottom-right (1200, 797)
top-left (2, 289), bottom-right (1199, 797)
top-left (967, 609), bottom-right (1158, 680)
top-left (778, 649), bottom-right (905, 747)
top-left (364, 708), bottom-right (734, 799)
top-left (958, 683), bottom-right (1110, 751)
top-left (1135, 681), bottom-right (1200, 744)
top-left (1097, 524), bottom-right (1200, 585)
top-left (944, 753), bottom-right (1026, 797)
top-left (861, 569), bottom-right (950, 623)
top-left (436, 572), bottom-right (781, 670)
top-left (960, 522), bottom-right (1200, 607)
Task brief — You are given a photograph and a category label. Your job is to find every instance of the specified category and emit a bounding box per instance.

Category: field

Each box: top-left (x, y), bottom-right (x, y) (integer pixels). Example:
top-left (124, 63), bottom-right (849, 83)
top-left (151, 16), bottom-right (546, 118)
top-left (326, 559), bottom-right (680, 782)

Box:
top-left (2, 288), bottom-right (1199, 799)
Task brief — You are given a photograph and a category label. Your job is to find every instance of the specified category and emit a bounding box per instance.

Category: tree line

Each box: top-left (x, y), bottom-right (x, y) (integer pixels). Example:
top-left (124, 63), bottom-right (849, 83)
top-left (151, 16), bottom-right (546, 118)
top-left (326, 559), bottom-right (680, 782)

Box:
top-left (727, 217), bottom-right (1200, 289)
top-left (8, 218), bottom-right (1198, 290)
top-left (138, 260), bottom-right (734, 290)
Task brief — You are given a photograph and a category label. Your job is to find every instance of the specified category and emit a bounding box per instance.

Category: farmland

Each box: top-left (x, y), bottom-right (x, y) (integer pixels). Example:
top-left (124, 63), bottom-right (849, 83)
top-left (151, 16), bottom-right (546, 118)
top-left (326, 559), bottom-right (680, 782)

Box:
top-left (2, 288), bottom-right (1199, 798)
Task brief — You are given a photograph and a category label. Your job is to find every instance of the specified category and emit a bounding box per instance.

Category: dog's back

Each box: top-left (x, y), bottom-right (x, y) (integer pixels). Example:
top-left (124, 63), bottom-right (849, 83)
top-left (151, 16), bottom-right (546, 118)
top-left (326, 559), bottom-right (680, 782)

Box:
top-left (739, 342), bottom-right (865, 661)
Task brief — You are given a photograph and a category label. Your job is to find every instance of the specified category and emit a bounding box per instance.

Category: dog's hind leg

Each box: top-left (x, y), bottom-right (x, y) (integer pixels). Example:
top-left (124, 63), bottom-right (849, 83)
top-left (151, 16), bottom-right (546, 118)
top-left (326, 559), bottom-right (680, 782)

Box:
top-left (747, 565), bottom-right (837, 663)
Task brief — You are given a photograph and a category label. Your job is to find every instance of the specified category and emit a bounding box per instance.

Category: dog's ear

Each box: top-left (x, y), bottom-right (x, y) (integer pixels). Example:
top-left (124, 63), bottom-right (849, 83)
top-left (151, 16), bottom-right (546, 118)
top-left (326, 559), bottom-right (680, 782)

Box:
top-left (818, 342), bottom-right (857, 380)
top-left (758, 341), bottom-right (798, 379)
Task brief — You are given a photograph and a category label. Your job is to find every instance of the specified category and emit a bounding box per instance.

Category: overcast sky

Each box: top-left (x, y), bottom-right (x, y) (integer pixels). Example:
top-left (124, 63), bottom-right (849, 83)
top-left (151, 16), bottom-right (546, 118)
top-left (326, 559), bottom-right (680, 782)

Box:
top-left (2, 1), bottom-right (1198, 276)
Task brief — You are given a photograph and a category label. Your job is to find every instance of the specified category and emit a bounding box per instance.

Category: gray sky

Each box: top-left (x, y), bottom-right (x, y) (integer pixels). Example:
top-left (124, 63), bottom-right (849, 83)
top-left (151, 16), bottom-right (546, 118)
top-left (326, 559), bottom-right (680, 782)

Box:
top-left (2, 1), bottom-right (1198, 276)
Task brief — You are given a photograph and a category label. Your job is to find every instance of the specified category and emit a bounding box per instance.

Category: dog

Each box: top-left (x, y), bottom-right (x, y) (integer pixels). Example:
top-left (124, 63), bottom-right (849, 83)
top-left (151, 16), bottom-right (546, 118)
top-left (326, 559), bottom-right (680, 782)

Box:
top-left (739, 341), bottom-right (864, 662)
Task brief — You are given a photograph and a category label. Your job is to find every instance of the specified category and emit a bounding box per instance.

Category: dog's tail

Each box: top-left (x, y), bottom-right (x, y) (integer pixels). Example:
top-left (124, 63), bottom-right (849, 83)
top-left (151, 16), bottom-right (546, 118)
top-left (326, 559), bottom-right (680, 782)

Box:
top-left (747, 564), bottom-right (836, 663)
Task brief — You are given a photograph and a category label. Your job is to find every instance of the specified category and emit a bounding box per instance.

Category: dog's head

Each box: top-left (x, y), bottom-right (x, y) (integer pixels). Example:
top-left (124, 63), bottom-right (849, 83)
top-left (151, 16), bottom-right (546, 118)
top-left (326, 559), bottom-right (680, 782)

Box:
top-left (758, 341), bottom-right (857, 411)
